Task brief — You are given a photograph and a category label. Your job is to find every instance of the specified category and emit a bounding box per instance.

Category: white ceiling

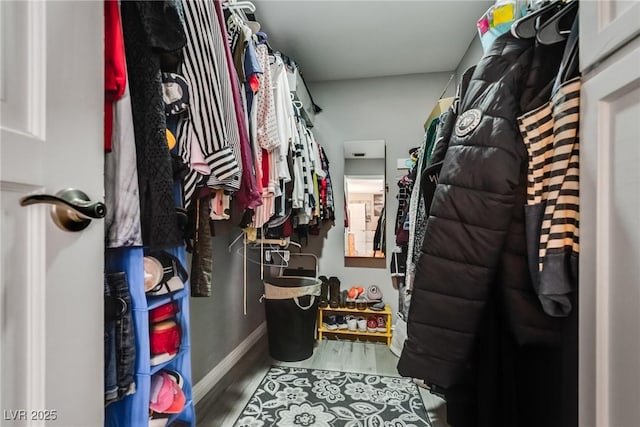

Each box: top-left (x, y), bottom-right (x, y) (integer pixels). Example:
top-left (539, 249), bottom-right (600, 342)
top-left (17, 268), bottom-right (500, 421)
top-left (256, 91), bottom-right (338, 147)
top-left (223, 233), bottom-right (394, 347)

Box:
top-left (253, 0), bottom-right (493, 82)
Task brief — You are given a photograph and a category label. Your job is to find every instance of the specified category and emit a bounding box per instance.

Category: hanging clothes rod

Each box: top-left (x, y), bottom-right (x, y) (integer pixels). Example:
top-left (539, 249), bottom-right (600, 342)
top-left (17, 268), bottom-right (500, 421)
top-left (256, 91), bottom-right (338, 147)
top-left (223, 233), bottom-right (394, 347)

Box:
top-left (438, 73), bottom-right (455, 100)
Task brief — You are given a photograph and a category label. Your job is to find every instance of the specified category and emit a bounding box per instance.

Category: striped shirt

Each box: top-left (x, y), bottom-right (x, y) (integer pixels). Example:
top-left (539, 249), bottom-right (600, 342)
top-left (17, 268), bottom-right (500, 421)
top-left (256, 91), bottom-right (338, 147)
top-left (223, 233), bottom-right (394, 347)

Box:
top-left (178, 0), bottom-right (241, 208)
top-left (518, 77), bottom-right (580, 317)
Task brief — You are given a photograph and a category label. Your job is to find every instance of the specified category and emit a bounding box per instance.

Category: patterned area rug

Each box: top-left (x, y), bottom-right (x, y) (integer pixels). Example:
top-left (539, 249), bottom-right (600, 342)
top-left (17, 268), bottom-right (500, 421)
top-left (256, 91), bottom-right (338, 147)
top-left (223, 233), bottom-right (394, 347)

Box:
top-left (234, 366), bottom-right (431, 427)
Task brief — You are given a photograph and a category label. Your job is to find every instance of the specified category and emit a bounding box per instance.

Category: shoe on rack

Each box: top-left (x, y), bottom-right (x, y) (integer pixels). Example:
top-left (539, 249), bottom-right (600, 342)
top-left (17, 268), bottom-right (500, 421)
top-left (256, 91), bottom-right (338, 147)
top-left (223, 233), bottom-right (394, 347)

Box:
top-left (357, 317), bottom-right (367, 332)
top-left (340, 290), bottom-right (348, 308)
top-left (318, 276), bottom-right (329, 308)
top-left (367, 316), bottom-right (378, 333)
top-left (356, 298), bottom-right (367, 310)
top-left (322, 315), bottom-right (338, 331)
top-left (366, 285), bottom-right (383, 302)
top-left (347, 316), bottom-right (358, 331)
top-left (328, 276), bottom-right (341, 308)
top-left (347, 286), bottom-right (359, 300)
top-left (376, 315), bottom-right (386, 332)
top-left (369, 301), bottom-right (385, 311)
top-left (336, 315), bottom-right (348, 330)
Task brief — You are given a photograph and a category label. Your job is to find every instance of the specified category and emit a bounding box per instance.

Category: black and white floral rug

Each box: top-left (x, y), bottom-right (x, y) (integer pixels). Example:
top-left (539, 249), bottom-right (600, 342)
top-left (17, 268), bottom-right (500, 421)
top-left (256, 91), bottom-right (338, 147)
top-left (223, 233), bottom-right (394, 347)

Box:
top-left (234, 366), bottom-right (431, 427)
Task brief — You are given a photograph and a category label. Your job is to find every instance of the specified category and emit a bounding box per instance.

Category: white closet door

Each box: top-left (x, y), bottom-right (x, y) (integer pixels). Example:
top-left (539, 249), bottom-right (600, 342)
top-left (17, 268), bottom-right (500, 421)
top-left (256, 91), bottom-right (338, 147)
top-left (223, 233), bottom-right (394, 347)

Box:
top-left (0, 1), bottom-right (104, 425)
top-left (579, 38), bottom-right (640, 427)
top-left (580, 0), bottom-right (640, 71)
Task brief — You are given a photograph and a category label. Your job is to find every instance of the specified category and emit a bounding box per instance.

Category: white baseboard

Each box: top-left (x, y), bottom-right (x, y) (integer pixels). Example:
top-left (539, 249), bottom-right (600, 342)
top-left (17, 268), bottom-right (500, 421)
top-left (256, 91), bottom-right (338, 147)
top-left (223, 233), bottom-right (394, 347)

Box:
top-left (192, 321), bottom-right (267, 404)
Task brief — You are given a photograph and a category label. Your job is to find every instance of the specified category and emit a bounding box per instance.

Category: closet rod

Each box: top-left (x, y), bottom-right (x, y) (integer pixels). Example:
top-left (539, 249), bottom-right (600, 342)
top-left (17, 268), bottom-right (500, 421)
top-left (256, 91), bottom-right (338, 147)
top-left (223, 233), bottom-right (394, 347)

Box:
top-left (438, 73), bottom-right (455, 100)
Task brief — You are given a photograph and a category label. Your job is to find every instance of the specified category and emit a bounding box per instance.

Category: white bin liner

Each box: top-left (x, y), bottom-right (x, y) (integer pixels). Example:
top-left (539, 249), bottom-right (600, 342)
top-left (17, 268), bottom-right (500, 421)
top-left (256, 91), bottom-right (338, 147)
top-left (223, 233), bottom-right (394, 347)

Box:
top-left (263, 276), bottom-right (321, 310)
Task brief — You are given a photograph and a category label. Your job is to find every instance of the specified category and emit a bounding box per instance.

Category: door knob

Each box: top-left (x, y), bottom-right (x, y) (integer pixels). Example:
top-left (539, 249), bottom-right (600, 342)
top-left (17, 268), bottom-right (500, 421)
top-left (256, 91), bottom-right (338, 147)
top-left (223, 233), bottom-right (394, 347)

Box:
top-left (20, 188), bottom-right (106, 232)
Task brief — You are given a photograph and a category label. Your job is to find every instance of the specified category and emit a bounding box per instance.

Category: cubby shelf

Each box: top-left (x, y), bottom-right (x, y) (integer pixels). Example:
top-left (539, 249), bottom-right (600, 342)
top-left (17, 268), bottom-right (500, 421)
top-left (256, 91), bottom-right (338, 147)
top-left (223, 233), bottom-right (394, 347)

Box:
top-left (318, 304), bottom-right (392, 346)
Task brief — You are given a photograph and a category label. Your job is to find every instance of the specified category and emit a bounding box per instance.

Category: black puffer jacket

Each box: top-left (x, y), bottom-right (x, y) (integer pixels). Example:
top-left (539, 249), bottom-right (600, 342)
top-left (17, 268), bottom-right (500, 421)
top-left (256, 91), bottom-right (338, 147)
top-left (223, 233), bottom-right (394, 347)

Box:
top-left (398, 34), bottom-right (567, 390)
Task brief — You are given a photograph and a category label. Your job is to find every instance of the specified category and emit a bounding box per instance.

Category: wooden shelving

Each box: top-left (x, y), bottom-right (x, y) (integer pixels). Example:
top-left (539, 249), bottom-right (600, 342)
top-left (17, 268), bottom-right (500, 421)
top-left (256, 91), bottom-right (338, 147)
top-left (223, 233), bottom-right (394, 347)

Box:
top-left (318, 304), bottom-right (392, 346)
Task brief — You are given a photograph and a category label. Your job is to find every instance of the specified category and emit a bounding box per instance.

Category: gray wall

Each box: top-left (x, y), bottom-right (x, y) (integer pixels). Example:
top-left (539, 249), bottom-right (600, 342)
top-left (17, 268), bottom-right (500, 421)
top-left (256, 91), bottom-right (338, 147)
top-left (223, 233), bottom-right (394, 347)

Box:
top-left (189, 226), bottom-right (266, 384)
top-left (308, 72), bottom-right (456, 317)
top-left (455, 34), bottom-right (484, 84)
top-left (345, 158), bottom-right (385, 176)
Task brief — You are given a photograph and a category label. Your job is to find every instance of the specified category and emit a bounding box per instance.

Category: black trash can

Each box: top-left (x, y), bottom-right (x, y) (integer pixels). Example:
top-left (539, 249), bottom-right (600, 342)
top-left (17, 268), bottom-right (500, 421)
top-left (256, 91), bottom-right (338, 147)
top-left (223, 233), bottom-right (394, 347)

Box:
top-left (263, 276), bottom-right (321, 362)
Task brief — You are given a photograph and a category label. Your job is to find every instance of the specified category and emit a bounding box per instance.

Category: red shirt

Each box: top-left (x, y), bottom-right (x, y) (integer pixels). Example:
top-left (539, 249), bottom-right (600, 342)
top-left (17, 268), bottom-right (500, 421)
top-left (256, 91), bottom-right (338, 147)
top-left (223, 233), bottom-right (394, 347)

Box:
top-left (104, 0), bottom-right (126, 151)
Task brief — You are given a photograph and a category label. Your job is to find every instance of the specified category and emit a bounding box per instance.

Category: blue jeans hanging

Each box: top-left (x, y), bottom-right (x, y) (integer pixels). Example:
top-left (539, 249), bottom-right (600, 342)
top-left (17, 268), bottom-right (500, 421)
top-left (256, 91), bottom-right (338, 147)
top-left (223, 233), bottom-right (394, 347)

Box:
top-left (104, 271), bottom-right (136, 405)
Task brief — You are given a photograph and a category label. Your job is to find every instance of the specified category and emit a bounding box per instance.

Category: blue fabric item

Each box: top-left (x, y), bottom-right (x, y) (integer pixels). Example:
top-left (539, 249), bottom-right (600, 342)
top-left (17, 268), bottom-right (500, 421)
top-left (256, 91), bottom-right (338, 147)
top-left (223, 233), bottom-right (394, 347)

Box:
top-left (244, 38), bottom-right (262, 113)
top-left (480, 22), bottom-right (514, 52)
top-left (104, 248), bottom-right (149, 426)
top-left (255, 31), bottom-right (268, 44)
top-left (104, 182), bottom-right (196, 426)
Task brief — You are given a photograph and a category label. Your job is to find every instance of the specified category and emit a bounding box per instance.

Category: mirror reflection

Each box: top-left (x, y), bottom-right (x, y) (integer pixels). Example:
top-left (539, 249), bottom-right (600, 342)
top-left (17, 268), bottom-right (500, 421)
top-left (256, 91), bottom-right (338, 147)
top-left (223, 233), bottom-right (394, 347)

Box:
top-left (343, 139), bottom-right (386, 261)
top-left (344, 175), bottom-right (385, 258)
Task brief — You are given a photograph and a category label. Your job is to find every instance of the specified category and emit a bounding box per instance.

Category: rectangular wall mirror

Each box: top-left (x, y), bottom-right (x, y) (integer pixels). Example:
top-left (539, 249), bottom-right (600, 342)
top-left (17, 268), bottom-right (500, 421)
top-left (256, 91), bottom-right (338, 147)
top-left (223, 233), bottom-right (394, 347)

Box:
top-left (343, 140), bottom-right (386, 263)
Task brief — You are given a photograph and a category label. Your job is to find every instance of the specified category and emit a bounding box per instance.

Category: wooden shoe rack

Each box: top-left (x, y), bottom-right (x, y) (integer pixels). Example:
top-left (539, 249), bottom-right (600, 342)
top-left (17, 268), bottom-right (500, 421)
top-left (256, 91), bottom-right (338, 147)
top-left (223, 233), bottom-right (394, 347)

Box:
top-left (317, 305), bottom-right (392, 346)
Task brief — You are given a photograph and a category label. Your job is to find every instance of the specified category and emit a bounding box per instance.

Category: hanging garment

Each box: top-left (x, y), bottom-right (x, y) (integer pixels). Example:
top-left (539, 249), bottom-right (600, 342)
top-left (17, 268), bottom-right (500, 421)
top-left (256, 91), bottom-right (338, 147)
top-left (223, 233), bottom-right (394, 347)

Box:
top-left (210, 189), bottom-right (231, 221)
top-left (227, 14), bottom-right (262, 113)
top-left (120, 0), bottom-right (185, 249)
top-left (213, 0), bottom-right (261, 212)
top-left (104, 0), bottom-right (141, 248)
top-left (418, 66), bottom-right (474, 216)
top-left (104, 271), bottom-right (136, 405)
top-left (519, 81), bottom-right (580, 316)
top-left (244, 38), bottom-right (262, 114)
top-left (104, 0), bottom-right (127, 153)
top-left (178, 0), bottom-right (241, 208)
top-left (373, 207), bottom-right (386, 254)
top-left (405, 128), bottom-right (431, 291)
top-left (254, 43), bottom-right (281, 153)
top-left (394, 174), bottom-right (412, 246)
top-left (249, 42), bottom-right (284, 228)
top-left (404, 149), bottom-right (424, 288)
top-left (318, 146), bottom-right (335, 221)
top-left (105, 80), bottom-right (143, 248)
top-left (291, 119), bottom-right (314, 218)
top-left (204, 0), bottom-right (244, 192)
top-left (517, 21), bottom-right (580, 317)
top-left (398, 33), bottom-right (573, 427)
top-left (271, 54), bottom-right (294, 183)
top-left (189, 192), bottom-right (214, 297)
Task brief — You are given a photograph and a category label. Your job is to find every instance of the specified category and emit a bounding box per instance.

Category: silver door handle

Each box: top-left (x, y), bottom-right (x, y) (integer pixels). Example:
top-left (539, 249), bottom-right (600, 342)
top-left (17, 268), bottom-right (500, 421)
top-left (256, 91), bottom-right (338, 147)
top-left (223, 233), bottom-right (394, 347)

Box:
top-left (20, 188), bottom-right (106, 232)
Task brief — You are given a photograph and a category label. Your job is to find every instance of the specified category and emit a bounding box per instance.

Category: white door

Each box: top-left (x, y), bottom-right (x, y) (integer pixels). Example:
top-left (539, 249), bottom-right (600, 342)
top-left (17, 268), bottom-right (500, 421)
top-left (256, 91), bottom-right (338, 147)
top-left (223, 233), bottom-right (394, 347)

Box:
top-left (580, 0), bottom-right (640, 71)
top-left (0, 1), bottom-right (104, 426)
top-left (579, 36), bottom-right (640, 427)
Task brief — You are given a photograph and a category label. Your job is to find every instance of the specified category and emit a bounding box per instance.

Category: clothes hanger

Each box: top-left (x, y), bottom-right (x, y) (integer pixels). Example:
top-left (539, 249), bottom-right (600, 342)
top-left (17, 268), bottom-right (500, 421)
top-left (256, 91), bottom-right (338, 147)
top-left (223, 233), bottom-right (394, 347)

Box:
top-left (511, 0), bottom-right (564, 39)
top-left (223, 0), bottom-right (256, 28)
top-left (293, 101), bottom-right (304, 117)
top-left (254, 31), bottom-right (275, 53)
top-left (552, 12), bottom-right (579, 92)
top-left (536, 0), bottom-right (578, 45)
top-left (222, 1), bottom-right (256, 14)
top-left (289, 94), bottom-right (304, 116)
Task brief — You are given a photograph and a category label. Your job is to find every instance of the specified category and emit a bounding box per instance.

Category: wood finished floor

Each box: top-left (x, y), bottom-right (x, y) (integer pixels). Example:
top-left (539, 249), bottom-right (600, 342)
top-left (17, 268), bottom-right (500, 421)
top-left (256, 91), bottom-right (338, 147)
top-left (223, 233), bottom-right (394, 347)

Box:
top-left (196, 336), bottom-right (450, 426)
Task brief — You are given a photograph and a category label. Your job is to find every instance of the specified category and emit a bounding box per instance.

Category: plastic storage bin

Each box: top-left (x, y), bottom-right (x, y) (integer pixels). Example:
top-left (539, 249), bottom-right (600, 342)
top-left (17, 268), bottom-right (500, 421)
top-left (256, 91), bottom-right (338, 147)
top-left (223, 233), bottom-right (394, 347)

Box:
top-left (263, 276), bottom-right (321, 361)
